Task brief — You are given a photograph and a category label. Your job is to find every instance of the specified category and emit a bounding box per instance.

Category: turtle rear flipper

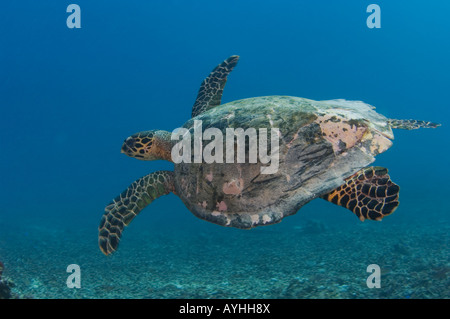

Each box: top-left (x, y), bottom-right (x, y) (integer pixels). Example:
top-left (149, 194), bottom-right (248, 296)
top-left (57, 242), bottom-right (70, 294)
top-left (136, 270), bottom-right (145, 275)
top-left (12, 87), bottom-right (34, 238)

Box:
top-left (98, 171), bottom-right (175, 255)
top-left (388, 119), bottom-right (441, 130)
top-left (321, 167), bottom-right (399, 221)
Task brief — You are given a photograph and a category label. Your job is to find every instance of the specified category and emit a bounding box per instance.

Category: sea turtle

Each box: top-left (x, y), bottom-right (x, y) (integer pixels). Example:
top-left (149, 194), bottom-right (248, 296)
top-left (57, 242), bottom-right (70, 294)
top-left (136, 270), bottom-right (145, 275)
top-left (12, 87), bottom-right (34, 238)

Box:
top-left (98, 55), bottom-right (440, 255)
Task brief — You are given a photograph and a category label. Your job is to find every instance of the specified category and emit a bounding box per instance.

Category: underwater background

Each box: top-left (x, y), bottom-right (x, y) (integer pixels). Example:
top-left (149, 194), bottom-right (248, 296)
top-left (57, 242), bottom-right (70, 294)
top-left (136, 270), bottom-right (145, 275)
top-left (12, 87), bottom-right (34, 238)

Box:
top-left (0, 0), bottom-right (449, 299)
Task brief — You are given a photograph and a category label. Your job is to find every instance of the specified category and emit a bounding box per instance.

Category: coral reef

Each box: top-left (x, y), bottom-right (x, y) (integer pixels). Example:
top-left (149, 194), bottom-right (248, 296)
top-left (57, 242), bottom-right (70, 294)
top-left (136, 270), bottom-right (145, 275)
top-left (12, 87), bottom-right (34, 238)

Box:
top-left (0, 261), bottom-right (15, 299)
top-left (0, 218), bottom-right (448, 299)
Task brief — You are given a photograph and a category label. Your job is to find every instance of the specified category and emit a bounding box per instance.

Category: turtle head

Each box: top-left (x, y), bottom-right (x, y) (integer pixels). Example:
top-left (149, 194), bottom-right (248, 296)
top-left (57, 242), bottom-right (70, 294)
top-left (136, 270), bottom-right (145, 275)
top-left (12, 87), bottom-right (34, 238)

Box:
top-left (121, 130), bottom-right (172, 162)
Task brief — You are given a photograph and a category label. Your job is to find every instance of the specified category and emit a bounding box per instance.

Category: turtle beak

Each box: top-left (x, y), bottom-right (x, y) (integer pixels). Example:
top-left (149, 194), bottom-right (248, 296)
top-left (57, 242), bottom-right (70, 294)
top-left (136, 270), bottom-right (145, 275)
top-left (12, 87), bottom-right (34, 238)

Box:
top-left (121, 137), bottom-right (135, 155)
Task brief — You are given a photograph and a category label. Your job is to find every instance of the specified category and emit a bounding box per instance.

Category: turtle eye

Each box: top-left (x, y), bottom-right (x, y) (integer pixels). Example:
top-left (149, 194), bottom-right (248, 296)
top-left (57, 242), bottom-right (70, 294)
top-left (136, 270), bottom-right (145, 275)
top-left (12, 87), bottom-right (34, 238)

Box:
top-left (125, 137), bottom-right (135, 147)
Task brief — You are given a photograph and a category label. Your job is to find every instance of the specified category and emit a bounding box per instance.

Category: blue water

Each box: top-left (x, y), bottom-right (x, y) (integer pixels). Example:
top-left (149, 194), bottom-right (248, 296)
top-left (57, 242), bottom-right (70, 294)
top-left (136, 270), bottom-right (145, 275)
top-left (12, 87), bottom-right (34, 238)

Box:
top-left (0, 0), bottom-right (449, 299)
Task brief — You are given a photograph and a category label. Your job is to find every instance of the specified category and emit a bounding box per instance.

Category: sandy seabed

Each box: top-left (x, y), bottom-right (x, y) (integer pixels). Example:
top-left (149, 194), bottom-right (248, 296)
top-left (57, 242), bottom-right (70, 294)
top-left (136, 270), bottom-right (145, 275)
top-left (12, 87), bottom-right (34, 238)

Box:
top-left (1, 218), bottom-right (448, 299)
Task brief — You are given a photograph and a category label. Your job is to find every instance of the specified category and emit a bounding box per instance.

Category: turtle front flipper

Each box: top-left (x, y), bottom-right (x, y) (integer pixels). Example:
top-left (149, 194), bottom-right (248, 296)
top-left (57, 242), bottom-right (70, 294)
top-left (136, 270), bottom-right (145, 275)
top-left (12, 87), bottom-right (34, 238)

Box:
top-left (321, 167), bottom-right (399, 221)
top-left (98, 171), bottom-right (175, 255)
top-left (191, 55), bottom-right (239, 117)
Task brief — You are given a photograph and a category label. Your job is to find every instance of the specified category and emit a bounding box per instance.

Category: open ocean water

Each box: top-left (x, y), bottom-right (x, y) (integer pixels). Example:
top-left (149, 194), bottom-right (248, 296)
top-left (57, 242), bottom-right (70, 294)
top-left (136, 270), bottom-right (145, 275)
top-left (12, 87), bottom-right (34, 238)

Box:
top-left (0, 1), bottom-right (449, 300)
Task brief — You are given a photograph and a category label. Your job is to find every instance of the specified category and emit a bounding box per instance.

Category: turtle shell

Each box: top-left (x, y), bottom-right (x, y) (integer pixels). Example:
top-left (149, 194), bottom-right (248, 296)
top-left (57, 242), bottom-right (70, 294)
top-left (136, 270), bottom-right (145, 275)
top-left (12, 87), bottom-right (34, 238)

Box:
top-left (173, 96), bottom-right (393, 229)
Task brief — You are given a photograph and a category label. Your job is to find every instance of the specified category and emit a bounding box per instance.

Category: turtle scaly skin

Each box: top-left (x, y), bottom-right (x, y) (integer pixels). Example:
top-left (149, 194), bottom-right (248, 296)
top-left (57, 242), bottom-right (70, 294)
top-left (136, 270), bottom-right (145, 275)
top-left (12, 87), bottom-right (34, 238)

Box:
top-left (321, 166), bottom-right (399, 221)
top-left (192, 55), bottom-right (239, 117)
top-left (99, 171), bottom-right (174, 255)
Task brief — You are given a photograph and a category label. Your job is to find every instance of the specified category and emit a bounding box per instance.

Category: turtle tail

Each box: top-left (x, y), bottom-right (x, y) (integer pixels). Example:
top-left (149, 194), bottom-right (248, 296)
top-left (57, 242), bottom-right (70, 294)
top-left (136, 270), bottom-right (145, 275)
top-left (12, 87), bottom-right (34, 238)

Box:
top-left (98, 171), bottom-right (175, 255)
top-left (388, 119), bottom-right (441, 130)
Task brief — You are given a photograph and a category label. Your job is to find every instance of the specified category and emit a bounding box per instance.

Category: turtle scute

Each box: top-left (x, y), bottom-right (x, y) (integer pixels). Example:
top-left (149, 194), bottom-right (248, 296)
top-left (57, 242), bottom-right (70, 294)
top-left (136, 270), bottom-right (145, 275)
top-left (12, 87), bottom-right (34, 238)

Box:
top-left (173, 96), bottom-right (394, 228)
